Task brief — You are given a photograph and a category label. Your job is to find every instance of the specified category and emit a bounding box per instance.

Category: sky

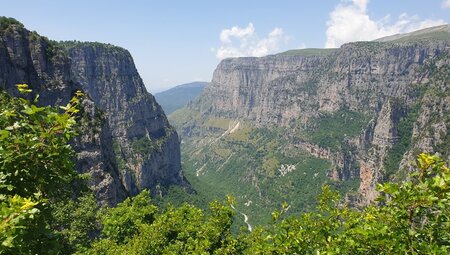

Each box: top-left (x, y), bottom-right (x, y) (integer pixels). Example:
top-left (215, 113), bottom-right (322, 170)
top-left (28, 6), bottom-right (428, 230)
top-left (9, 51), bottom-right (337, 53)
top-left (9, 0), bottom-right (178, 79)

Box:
top-left (1, 0), bottom-right (449, 93)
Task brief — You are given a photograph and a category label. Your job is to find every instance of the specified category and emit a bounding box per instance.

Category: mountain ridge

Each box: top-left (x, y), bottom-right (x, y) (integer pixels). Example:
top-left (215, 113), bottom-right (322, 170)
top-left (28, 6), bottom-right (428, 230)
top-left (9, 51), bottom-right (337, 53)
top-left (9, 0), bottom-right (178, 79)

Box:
top-left (155, 81), bottom-right (208, 114)
top-left (375, 24), bottom-right (450, 42)
top-left (0, 17), bottom-right (187, 205)
top-left (169, 24), bottom-right (449, 224)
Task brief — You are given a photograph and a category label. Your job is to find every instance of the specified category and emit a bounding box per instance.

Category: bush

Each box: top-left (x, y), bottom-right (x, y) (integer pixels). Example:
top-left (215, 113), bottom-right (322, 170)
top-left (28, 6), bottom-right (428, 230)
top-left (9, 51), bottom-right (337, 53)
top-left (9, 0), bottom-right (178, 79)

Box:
top-left (81, 153), bottom-right (449, 254)
top-left (0, 85), bottom-right (82, 253)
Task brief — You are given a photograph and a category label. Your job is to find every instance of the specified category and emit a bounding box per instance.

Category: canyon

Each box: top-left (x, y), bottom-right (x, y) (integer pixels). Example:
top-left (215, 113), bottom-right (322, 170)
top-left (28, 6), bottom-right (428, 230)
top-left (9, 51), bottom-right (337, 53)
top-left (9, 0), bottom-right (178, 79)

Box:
top-left (169, 25), bottom-right (450, 224)
top-left (0, 19), bottom-right (185, 205)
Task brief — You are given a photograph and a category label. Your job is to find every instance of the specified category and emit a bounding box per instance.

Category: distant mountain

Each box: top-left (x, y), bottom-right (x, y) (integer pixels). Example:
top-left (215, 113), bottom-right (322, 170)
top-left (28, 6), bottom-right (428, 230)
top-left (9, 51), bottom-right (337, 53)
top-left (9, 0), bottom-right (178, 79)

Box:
top-left (155, 82), bottom-right (208, 114)
top-left (374, 24), bottom-right (450, 42)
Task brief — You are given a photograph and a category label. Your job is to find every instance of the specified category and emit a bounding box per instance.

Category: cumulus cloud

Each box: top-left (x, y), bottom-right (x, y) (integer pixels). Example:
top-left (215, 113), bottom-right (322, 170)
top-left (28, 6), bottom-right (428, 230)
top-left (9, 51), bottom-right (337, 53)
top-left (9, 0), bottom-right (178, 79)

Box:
top-left (325, 0), bottom-right (447, 48)
top-left (215, 23), bottom-right (288, 59)
top-left (442, 0), bottom-right (450, 8)
top-left (220, 23), bottom-right (255, 44)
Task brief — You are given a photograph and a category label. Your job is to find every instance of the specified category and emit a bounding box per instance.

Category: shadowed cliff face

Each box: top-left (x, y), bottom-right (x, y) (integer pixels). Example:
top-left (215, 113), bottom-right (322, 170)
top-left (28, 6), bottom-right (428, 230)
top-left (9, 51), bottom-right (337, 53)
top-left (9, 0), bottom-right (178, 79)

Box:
top-left (0, 22), bottom-right (185, 205)
top-left (67, 44), bottom-right (184, 196)
top-left (182, 26), bottom-right (450, 205)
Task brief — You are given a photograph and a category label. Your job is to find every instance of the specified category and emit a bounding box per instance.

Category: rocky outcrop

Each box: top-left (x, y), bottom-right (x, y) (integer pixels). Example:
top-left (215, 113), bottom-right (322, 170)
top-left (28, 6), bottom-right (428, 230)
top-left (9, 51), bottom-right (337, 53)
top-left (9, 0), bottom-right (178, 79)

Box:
top-left (292, 140), bottom-right (359, 181)
top-left (0, 19), bottom-right (185, 205)
top-left (371, 100), bottom-right (404, 147)
top-left (189, 25), bottom-right (450, 204)
top-left (399, 70), bottom-right (450, 175)
top-left (73, 98), bottom-right (127, 204)
top-left (66, 43), bottom-right (184, 196)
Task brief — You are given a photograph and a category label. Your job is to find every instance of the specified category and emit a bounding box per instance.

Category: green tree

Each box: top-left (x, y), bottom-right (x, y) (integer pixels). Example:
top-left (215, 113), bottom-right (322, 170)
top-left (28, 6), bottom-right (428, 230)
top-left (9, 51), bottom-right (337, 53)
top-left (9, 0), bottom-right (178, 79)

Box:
top-left (81, 153), bottom-right (449, 254)
top-left (241, 153), bottom-right (450, 254)
top-left (2, 84), bottom-right (449, 255)
top-left (0, 85), bottom-right (83, 254)
top-left (99, 190), bottom-right (158, 244)
top-left (50, 193), bottom-right (98, 254)
top-left (85, 196), bottom-right (238, 254)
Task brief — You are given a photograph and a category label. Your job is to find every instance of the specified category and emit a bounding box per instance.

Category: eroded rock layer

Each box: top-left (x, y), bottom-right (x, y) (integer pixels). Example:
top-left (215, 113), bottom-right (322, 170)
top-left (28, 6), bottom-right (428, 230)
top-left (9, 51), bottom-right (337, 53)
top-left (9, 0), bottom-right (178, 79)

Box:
top-left (184, 25), bottom-right (450, 204)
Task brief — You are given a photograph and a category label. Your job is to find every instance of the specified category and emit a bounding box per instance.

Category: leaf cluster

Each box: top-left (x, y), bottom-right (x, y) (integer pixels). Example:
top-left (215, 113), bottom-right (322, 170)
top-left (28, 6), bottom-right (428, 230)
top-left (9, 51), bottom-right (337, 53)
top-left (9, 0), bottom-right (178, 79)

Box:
top-left (0, 85), bottom-right (83, 253)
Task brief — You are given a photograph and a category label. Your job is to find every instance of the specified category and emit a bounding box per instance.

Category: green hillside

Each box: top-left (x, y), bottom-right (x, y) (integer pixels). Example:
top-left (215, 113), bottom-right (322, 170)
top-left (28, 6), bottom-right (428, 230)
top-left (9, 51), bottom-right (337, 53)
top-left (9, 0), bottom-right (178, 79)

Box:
top-left (276, 48), bottom-right (337, 57)
top-left (167, 108), bottom-right (363, 227)
top-left (374, 24), bottom-right (450, 42)
top-left (155, 82), bottom-right (208, 114)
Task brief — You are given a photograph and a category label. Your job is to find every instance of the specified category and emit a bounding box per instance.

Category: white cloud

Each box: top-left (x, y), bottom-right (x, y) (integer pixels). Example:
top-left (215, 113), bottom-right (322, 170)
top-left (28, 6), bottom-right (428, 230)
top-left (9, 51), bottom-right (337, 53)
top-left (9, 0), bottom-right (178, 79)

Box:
top-left (215, 23), bottom-right (289, 59)
top-left (325, 0), bottom-right (447, 48)
top-left (220, 23), bottom-right (255, 44)
top-left (442, 0), bottom-right (450, 8)
top-left (353, 0), bottom-right (368, 12)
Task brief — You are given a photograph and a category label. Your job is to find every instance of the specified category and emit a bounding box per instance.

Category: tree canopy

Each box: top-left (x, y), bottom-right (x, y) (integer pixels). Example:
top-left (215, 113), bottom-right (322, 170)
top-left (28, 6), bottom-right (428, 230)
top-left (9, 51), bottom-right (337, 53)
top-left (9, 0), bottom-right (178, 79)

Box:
top-left (1, 85), bottom-right (449, 254)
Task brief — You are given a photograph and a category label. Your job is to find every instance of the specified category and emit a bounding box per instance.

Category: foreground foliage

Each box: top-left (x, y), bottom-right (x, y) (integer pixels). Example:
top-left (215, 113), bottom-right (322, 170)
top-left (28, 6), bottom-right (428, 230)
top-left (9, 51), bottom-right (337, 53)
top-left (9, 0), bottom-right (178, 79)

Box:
top-left (1, 85), bottom-right (449, 254)
top-left (76, 153), bottom-right (449, 255)
top-left (86, 194), bottom-right (237, 254)
top-left (243, 153), bottom-right (450, 254)
top-left (0, 85), bottom-right (82, 253)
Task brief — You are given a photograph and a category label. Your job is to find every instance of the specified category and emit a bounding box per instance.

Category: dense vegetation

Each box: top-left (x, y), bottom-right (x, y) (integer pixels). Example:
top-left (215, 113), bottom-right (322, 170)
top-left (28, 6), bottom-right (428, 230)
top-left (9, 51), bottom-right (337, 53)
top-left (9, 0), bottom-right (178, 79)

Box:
top-left (304, 110), bottom-right (369, 150)
top-left (0, 85), bottom-right (85, 253)
top-left (167, 109), bottom-right (363, 227)
top-left (167, 113), bottom-right (332, 226)
top-left (1, 85), bottom-right (449, 254)
top-left (79, 153), bottom-right (450, 254)
top-left (0, 17), bottom-right (24, 31)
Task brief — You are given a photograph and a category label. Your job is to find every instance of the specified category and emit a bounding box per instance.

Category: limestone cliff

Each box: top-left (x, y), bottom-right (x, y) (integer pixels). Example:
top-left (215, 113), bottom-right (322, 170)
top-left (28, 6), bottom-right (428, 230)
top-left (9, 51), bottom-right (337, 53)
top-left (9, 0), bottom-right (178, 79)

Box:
top-left (0, 18), bottom-right (184, 205)
top-left (186, 25), bottom-right (450, 204)
top-left (65, 42), bottom-right (184, 196)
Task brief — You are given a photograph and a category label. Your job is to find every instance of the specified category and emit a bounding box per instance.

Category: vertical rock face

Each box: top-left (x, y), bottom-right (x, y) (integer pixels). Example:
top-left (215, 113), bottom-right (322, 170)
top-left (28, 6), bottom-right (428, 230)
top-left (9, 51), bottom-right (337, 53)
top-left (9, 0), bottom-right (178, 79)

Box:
top-left (372, 100), bottom-right (403, 147)
top-left (196, 40), bottom-right (447, 126)
top-left (72, 98), bottom-right (127, 204)
top-left (0, 23), bottom-right (73, 105)
top-left (186, 25), bottom-right (450, 204)
top-left (0, 20), bottom-right (184, 205)
top-left (66, 44), bottom-right (183, 196)
top-left (194, 56), bottom-right (330, 125)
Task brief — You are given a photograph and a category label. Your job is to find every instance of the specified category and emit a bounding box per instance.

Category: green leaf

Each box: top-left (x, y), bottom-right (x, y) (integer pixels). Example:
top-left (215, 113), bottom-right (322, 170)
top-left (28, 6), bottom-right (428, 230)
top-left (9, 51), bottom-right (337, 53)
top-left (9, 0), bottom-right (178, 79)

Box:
top-left (0, 130), bottom-right (9, 140)
top-left (2, 236), bottom-right (15, 248)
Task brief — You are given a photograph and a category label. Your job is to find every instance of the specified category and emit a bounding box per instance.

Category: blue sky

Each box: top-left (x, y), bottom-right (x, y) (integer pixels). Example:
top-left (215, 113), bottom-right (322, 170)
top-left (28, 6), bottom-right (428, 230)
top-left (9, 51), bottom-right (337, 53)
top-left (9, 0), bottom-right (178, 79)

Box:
top-left (2, 0), bottom-right (449, 92)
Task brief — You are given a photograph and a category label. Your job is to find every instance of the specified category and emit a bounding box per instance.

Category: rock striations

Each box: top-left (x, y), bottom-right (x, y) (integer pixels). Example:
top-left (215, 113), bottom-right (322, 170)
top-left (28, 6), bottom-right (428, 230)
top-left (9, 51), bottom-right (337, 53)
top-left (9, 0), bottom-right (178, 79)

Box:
top-left (186, 25), bottom-right (450, 204)
top-left (0, 18), bottom-right (185, 205)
